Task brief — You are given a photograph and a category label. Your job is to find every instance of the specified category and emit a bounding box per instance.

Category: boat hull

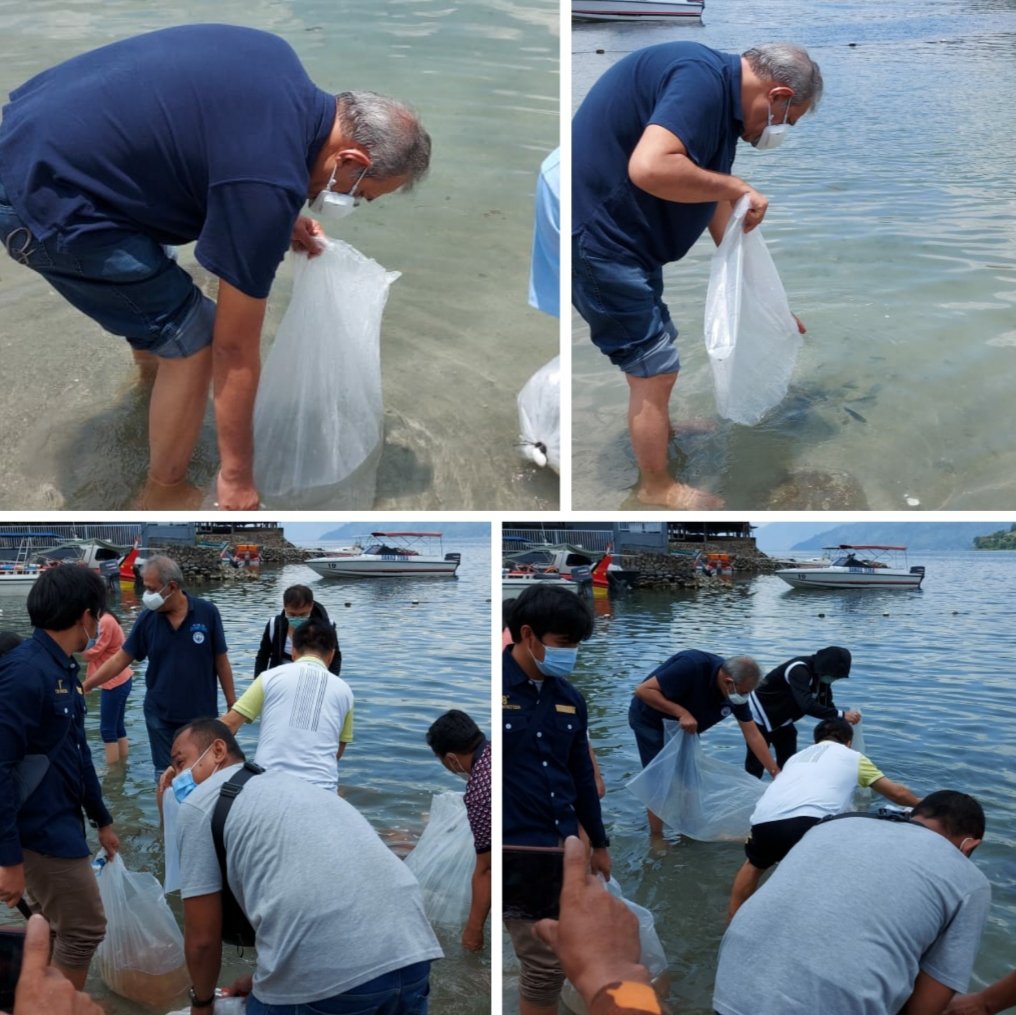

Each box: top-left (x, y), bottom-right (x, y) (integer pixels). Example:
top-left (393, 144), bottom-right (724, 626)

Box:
top-left (573, 0), bottom-right (703, 20)
top-left (776, 567), bottom-right (924, 589)
top-left (502, 575), bottom-right (582, 599)
top-left (0, 572), bottom-right (40, 586)
top-left (306, 556), bottom-right (459, 579)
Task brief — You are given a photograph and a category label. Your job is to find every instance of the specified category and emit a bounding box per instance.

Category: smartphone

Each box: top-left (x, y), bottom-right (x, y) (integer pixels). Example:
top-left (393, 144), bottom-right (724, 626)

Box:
top-left (502, 845), bottom-right (565, 921)
top-left (0, 926), bottom-right (26, 1011)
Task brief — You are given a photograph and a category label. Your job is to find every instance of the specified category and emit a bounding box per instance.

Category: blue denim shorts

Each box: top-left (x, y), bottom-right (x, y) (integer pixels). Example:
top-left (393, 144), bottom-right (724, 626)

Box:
top-left (0, 173), bottom-right (214, 358)
top-left (628, 699), bottom-right (666, 768)
top-left (572, 233), bottom-right (680, 378)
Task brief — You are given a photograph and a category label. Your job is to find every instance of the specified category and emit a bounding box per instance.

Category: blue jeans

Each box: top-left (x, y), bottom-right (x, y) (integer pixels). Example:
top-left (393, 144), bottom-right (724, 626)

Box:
top-left (0, 173), bottom-right (214, 358)
top-left (572, 232), bottom-right (680, 378)
top-left (246, 961), bottom-right (431, 1015)
top-left (99, 678), bottom-right (132, 742)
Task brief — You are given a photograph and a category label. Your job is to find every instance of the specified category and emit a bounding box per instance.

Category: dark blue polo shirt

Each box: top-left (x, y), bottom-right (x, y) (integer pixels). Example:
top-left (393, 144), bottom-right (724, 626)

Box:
top-left (502, 646), bottom-right (608, 849)
top-left (630, 649), bottom-right (751, 731)
top-left (124, 594), bottom-right (227, 725)
top-left (0, 630), bottom-right (113, 866)
top-left (572, 42), bottom-right (744, 271)
top-left (0, 24), bottom-right (336, 298)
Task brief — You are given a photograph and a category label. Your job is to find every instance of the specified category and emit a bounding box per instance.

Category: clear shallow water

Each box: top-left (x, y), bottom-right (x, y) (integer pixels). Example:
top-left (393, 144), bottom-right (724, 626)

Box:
top-left (0, 0), bottom-right (559, 510)
top-left (504, 548), bottom-right (1016, 1013)
top-left (0, 534), bottom-right (492, 1014)
top-left (572, 0), bottom-right (1016, 510)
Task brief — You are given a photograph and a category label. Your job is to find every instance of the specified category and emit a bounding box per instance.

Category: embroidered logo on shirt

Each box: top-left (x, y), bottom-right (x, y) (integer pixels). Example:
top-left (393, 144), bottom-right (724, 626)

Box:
top-left (55, 679), bottom-right (69, 694)
top-left (555, 704), bottom-right (577, 714)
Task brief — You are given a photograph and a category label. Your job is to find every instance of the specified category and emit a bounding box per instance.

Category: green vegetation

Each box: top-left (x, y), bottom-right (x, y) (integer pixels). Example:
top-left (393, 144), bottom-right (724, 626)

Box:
top-left (973, 524), bottom-right (1016, 550)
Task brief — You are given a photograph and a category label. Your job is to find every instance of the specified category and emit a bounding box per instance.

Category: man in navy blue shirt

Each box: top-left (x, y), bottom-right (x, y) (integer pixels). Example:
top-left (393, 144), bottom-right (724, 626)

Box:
top-left (503, 585), bottom-right (608, 1015)
top-left (84, 555), bottom-right (235, 778)
top-left (0, 566), bottom-right (120, 989)
top-left (572, 42), bottom-right (821, 510)
top-left (0, 25), bottom-right (431, 510)
top-left (629, 650), bottom-right (778, 837)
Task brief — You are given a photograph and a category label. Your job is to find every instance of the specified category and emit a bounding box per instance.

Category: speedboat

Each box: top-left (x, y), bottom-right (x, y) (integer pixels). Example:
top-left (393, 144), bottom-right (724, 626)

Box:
top-left (306, 532), bottom-right (461, 579)
top-left (572, 0), bottom-right (704, 21)
top-left (775, 545), bottom-right (926, 590)
top-left (501, 569), bottom-right (584, 599)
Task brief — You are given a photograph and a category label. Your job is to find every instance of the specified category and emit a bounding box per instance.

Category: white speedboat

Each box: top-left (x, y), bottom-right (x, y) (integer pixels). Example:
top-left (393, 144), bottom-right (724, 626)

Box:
top-left (501, 569), bottom-right (586, 599)
top-left (775, 545), bottom-right (926, 590)
top-left (572, 0), bottom-right (704, 21)
top-left (0, 564), bottom-right (43, 587)
top-left (306, 532), bottom-right (461, 579)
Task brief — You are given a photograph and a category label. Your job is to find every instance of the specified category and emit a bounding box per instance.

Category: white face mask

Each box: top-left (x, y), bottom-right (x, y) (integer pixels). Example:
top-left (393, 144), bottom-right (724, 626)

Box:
top-left (309, 162), bottom-right (368, 220)
top-left (754, 96), bottom-right (793, 151)
top-left (142, 584), bottom-right (172, 611)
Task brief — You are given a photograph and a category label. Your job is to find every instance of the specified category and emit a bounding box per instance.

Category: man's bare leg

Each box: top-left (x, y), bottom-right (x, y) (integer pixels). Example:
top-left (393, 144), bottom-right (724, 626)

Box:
top-left (626, 372), bottom-right (724, 509)
top-left (136, 347), bottom-right (212, 509)
top-left (727, 859), bottom-right (764, 921)
top-left (131, 348), bottom-right (159, 387)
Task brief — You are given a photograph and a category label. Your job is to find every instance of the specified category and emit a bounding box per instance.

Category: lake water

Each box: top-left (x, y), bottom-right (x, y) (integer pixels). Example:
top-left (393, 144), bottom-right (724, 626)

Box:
top-left (503, 548), bottom-right (1016, 1013)
top-left (571, 0), bottom-right (1016, 510)
top-left (0, 533), bottom-right (492, 1014)
top-left (0, 0), bottom-right (559, 511)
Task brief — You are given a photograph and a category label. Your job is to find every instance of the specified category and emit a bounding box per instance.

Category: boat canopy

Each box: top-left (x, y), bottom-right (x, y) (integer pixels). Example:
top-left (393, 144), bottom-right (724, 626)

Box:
top-left (370, 532), bottom-right (443, 538)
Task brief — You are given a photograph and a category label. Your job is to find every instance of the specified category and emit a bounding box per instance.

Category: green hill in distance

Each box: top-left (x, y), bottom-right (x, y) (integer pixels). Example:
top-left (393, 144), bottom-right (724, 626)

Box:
top-left (790, 522), bottom-right (1009, 552)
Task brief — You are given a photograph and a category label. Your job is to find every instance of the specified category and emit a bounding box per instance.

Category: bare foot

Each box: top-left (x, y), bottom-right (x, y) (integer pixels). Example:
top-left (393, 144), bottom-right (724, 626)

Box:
top-left (637, 481), bottom-right (724, 509)
top-left (669, 417), bottom-right (717, 440)
top-left (133, 476), bottom-right (206, 510)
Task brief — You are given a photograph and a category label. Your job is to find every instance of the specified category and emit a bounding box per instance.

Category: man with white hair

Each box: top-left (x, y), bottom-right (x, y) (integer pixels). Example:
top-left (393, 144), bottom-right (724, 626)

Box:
top-left (573, 41), bottom-right (821, 509)
top-left (84, 555), bottom-right (235, 777)
top-left (0, 25), bottom-right (431, 508)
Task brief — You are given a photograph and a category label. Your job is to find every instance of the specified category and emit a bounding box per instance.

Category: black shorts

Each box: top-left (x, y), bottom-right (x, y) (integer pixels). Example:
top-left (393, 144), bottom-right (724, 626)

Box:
top-left (744, 815), bottom-right (822, 870)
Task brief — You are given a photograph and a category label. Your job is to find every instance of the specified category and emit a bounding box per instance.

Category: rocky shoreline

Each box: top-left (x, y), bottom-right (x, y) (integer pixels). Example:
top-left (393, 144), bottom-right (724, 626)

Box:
top-left (134, 542), bottom-right (314, 585)
top-left (623, 545), bottom-right (780, 592)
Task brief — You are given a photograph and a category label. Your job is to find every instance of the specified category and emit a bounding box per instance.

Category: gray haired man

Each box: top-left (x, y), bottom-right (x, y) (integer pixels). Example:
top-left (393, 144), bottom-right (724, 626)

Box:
top-left (84, 555), bottom-right (235, 776)
top-left (0, 26), bottom-right (431, 510)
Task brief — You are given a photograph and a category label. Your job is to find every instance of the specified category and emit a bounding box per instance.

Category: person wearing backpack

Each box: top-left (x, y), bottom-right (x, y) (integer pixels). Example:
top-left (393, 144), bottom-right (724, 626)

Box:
top-left (168, 719), bottom-right (442, 1013)
top-left (253, 585), bottom-right (342, 678)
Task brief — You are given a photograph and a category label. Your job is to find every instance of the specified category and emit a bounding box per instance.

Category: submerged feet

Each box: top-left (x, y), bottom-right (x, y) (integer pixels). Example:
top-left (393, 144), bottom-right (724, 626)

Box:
top-left (637, 480), bottom-right (724, 510)
top-left (134, 475), bottom-right (205, 510)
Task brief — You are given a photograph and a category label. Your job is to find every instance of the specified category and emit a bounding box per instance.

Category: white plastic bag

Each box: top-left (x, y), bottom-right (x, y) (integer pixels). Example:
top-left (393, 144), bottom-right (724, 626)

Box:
top-left (704, 194), bottom-right (802, 425)
top-left (253, 238), bottom-right (399, 508)
top-left (517, 356), bottom-right (560, 473)
top-left (626, 722), bottom-right (765, 841)
top-left (848, 719), bottom-right (873, 809)
top-left (604, 877), bottom-right (667, 977)
top-left (404, 791), bottom-right (476, 926)
top-left (93, 853), bottom-right (189, 1005)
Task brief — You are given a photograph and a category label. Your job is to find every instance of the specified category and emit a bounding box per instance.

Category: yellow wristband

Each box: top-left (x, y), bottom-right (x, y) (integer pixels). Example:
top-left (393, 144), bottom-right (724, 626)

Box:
top-left (589, 980), bottom-right (661, 1015)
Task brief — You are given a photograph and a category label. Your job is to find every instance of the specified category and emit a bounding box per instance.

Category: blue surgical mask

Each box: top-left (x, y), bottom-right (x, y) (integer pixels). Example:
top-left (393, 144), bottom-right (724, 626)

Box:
top-left (819, 675), bottom-right (838, 685)
top-left (171, 745), bottom-right (213, 803)
top-left (532, 643), bottom-right (579, 678)
top-left (286, 615), bottom-right (310, 630)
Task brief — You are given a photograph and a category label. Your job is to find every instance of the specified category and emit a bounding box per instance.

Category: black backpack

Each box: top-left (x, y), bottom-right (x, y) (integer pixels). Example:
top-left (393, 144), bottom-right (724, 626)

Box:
top-left (210, 761), bottom-right (264, 948)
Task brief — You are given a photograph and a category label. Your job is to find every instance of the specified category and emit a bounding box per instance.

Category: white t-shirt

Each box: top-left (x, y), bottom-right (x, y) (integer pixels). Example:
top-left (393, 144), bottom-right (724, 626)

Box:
top-left (750, 740), bottom-right (884, 825)
top-left (232, 656), bottom-right (353, 792)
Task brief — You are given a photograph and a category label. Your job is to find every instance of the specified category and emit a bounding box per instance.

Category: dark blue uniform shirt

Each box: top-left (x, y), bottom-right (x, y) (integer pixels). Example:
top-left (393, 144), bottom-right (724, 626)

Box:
top-left (573, 42), bottom-right (743, 271)
top-left (502, 646), bottom-right (608, 849)
top-left (0, 630), bottom-right (112, 867)
top-left (0, 25), bottom-right (336, 298)
top-left (630, 649), bottom-right (751, 731)
top-left (124, 594), bottom-right (227, 725)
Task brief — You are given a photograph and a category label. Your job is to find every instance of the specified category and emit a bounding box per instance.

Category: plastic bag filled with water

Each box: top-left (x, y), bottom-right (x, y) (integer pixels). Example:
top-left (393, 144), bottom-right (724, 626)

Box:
top-left (517, 355), bottom-right (560, 473)
top-left (253, 238), bottom-right (399, 508)
top-left (704, 194), bottom-right (802, 426)
top-left (404, 790), bottom-right (475, 926)
top-left (626, 722), bottom-right (765, 841)
top-left (92, 853), bottom-right (189, 1005)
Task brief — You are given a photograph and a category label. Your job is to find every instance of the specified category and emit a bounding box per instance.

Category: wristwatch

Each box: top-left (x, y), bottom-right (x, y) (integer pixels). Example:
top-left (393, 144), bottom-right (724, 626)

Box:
top-left (188, 986), bottom-right (216, 1008)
